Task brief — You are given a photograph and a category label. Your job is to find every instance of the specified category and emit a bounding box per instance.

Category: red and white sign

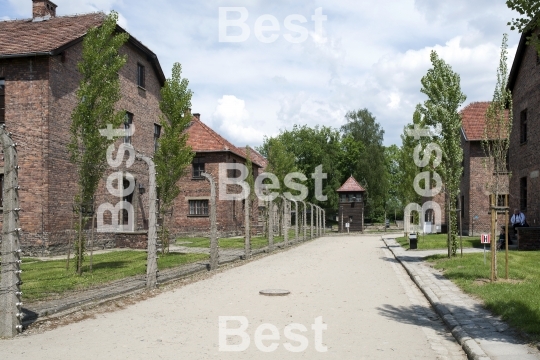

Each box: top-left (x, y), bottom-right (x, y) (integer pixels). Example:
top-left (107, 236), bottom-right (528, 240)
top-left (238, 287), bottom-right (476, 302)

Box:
top-left (481, 234), bottom-right (491, 244)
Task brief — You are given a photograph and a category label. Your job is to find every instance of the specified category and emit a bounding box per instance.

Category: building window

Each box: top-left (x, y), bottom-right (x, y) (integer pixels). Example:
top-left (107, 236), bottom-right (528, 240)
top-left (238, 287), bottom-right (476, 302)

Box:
top-left (124, 112), bottom-right (133, 144)
top-left (192, 158), bottom-right (205, 178)
top-left (0, 79), bottom-right (5, 124)
top-left (189, 200), bottom-right (208, 216)
top-left (137, 63), bottom-right (145, 88)
top-left (520, 109), bottom-right (527, 144)
top-left (497, 194), bottom-right (508, 207)
top-left (520, 177), bottom-right (527, 211)
top-left (154, 124), bottom-right (161, 152)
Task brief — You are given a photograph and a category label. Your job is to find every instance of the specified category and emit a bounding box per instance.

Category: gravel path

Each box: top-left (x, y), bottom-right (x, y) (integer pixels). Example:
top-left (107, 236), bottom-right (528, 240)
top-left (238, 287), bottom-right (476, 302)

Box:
top-left (1, 235), bottom-right (465, 359)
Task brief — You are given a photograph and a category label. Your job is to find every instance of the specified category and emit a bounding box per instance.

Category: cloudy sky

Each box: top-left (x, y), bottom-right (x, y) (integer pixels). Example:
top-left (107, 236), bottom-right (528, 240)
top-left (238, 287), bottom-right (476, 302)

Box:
top-left (2, 0), bottom-right (522, 147)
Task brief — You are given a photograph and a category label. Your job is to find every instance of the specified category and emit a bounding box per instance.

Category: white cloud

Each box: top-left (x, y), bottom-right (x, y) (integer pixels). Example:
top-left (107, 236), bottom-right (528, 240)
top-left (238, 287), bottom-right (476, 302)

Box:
top-left (212, 95), bottom-right (266, 146)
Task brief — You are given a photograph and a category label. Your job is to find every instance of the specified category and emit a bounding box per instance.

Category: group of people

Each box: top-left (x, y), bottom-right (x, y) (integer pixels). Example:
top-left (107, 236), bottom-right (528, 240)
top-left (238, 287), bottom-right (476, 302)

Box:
top-left (497, 209), bottom-right (529, 249)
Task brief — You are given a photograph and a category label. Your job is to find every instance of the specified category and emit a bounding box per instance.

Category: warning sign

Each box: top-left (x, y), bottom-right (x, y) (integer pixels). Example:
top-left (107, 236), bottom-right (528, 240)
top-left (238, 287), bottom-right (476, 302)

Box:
top-left (481, 234), bottom-right (490, 244)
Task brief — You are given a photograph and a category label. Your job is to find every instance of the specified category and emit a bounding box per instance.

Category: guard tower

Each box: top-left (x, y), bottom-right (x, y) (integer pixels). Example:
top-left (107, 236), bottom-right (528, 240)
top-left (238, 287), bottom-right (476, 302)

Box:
top-left (337, 176), bottom-right (366, 232)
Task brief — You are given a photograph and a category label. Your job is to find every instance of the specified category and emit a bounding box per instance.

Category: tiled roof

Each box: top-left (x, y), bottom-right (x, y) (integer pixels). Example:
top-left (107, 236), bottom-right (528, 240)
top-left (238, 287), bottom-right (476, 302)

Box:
top-left (0, 12), bottom-right (166, 85)
top-left (186, 116), bottom-right (263, 168)
top-left (240, 146), bottom-right (267, 170)
top-left (461, 102), bottom-right (510, 141)
top-left (337, 176), bottom-right (365, 192)
top-left (0, 13), bottom-right (105, 56)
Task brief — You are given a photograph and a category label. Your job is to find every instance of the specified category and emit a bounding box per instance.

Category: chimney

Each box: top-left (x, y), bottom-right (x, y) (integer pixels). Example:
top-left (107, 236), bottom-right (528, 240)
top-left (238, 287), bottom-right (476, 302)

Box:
top-left (193, 113), bottom-right (201, 120)
top-left (32, 0), bottom-right (57, 19)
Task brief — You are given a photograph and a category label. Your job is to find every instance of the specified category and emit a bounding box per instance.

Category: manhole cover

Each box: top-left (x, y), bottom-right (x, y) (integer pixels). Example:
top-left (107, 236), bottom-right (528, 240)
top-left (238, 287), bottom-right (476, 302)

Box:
top-left (259, 289), bottom-right (290, 296)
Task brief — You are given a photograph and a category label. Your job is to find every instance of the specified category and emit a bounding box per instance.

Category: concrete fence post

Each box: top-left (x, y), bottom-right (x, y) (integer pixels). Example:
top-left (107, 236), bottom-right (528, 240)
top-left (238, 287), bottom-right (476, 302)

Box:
top-left (281, 197), bottom-right (289, 245)
top-left (268, 200), bottom-right (274, 252)
top-left (301, 201), bottom-right (307, 241)
top-left (322, 210), bottom-right (326, 237)
top-left (136, 154), bottom-right (158, 289)
top-left (292, 200), bottom-right (298, 242)
top-left (0, 127), bottom-right (22, 338)
top-left (310, 203), bottom-right (314, 239)
top-left (202, 172), bottom-right (219, 268)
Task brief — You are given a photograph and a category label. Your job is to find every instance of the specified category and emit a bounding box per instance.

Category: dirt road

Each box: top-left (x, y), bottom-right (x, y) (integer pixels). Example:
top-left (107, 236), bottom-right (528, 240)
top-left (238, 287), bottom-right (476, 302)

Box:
top-left (0, 235), bottom-right (465, 359)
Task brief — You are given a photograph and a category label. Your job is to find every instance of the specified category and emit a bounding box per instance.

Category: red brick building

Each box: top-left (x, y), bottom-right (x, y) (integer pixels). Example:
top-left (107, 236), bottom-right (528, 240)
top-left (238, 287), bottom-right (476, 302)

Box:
top-left (508, 29), bottom-right (540, 227)
top-left (337, 176), bottom-right (365, 232)
top-left (459, 102), bottom-right (509, 236)
top-left (171, 115), bottom-right (264, 237)
top-left (0, 1), bottom-right (166, 254)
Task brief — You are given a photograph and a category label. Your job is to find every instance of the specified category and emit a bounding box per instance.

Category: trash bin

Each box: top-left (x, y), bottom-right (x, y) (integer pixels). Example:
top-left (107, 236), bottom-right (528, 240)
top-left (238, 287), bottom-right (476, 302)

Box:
top-left (409, 232), bottom-right (418, 249)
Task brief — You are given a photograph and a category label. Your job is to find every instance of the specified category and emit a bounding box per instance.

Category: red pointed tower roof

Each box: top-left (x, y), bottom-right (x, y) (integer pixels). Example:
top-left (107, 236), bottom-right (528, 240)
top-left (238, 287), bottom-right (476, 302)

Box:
top-left (337, 176), bottom-right (365, 192)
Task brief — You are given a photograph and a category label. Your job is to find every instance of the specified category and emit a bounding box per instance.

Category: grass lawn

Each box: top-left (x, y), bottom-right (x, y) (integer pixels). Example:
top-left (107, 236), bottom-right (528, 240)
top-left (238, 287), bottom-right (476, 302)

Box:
top-left (428, 251), bottom-right (540, 339)
top-left (396, 233), bottom-right (481, 250)
top-left (177, 231), bottom-right (296, 250)
top-left (21, 251), bottom-right (208, 301)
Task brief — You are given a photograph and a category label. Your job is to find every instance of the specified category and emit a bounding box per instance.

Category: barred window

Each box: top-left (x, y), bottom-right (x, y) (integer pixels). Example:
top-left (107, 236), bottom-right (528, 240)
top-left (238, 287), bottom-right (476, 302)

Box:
top-left (189, 200), bottom-right (208, 216)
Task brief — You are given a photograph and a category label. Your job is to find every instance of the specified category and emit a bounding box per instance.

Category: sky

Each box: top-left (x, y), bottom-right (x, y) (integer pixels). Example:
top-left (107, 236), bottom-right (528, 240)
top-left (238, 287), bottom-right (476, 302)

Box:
top-left (2, 0), bottom-right (523, 148)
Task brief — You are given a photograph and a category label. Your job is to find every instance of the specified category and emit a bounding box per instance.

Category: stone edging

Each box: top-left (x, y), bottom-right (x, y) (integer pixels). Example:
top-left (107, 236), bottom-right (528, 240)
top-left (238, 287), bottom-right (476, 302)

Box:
top-left (382, 238), bottom-right (491, 360)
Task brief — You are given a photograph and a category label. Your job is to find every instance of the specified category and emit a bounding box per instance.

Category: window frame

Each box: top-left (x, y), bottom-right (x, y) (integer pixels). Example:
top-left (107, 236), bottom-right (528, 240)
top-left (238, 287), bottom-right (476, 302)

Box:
top-left (192, 158), bottom-right (205, 179)
top-left (124, 112), bottom-right (133, 144)
top-left (137, 63), bottom-right (146, 89)
top-left (520, 109), bottom-right (527, 144)
top-left (188, 199), bottom-right (209, 216)
top-left (154, 123), bottom-right (161, 153)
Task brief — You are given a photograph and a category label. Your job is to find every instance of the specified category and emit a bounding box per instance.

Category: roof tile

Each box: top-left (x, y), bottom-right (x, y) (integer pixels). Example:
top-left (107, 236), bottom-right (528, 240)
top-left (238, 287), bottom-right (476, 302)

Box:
top-left (337, 176), bottom-right (366, 192)
top-left (0, 13), bottom-right (105, 56)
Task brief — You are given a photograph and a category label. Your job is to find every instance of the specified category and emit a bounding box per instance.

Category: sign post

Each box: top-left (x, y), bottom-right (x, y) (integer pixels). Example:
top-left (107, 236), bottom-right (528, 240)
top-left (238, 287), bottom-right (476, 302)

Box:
top-left (481, 233), bottom-right (491, 265)
top-left (345, 222), bottom-right (350, 234)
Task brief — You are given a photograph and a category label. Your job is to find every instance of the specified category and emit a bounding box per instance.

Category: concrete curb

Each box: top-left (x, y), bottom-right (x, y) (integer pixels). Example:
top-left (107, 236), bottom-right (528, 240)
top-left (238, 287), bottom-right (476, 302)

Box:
top-left (382, 238), bottom-right (491, 360)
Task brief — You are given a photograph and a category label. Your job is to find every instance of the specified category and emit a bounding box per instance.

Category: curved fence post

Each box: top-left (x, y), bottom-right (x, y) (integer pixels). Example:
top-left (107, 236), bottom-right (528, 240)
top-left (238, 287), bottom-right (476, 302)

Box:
top-left (268, 200), bottom-right (274, 252)
top-left (201, 172), bottom-right (219, 268)
top-left (0, 127), bottom-right (22, 338)
top-left (310, 203), bottom-right (314, 239)
top-left (291, 200), bottom-right (298, 242)
top-left (136, 154), bottom-right (158, 289)
top-left (301, 201), bottom-right (307, 241)
top-left (322, 209), bottom-right (326, 237)
top-left (280, 196), bottom-right (289, 245)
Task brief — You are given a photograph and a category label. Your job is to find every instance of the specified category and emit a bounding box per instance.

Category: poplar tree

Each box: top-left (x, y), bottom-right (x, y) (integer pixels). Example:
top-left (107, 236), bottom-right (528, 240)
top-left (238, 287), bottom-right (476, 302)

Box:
top-left (419, 51), bottom-right (466, 257)
top-left (482, 34), bottom-right (513, 281)
top-left (154, 62), bottom-right (194, 254)
top-left (69, 12), bottom-right (128, 274)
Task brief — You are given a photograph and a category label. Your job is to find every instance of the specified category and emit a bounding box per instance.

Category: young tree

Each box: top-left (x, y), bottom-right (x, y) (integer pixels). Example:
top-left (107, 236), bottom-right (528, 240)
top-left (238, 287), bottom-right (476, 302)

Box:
top-left (507, 0), bottom-right (540, 54)
top-left (69, 12), bottom-right (128, 274)
top-left (154, 62), bottom-right (194, 254)
top-left (482, 34), bottom-right (513, 281)
top-left (419, 51), bottom-right (466, 257)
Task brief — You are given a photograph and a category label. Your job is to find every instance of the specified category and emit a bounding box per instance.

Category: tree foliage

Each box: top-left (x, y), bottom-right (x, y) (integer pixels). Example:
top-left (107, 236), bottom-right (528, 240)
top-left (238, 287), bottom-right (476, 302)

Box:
top-left (507, 0), bottom-right (540, 54)
top-left (341, 109), bottom-right (387, 221)
top-left (419, 51), bottom-right (466, 257)
top-left (155, 62), bottom-right (194, 254)
top-left (258, 125), bottom-right (343, 214)
top-left (69, 11), bottom-right (128, 273)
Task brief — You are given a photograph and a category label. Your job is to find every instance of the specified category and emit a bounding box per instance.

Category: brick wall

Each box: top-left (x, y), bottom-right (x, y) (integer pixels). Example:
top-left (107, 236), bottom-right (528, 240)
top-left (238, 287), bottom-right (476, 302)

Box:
top-left (460, 133), bottom-right (510, 236)
top-left (0, 40), bottom-right (163, 254)
top-left (510, 38), bottom-right (540, 228)
top-left (171, 151), bottom-right (260, 238)
top-left (517, 227), bottom-right (540, 250)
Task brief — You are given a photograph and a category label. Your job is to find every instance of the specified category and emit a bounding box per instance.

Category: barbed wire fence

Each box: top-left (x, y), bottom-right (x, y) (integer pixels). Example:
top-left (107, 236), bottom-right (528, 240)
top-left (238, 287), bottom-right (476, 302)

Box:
top-left (0, 126), bottom-right (23, 338)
